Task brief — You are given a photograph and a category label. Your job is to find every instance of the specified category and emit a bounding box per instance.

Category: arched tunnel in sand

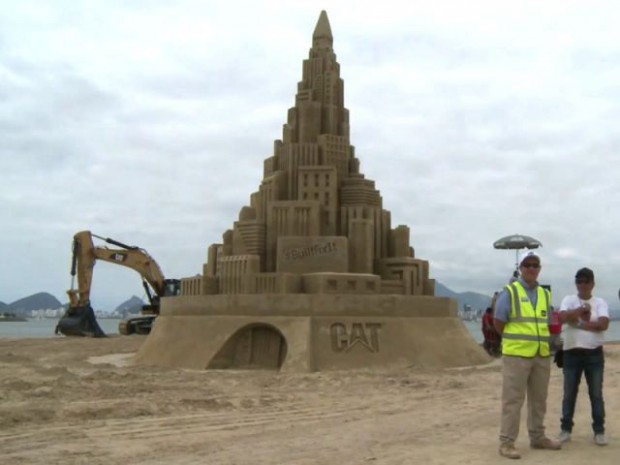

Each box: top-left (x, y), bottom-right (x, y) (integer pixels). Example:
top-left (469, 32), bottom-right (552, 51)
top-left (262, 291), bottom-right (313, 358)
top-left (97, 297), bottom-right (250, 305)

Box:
top-left (134, 10), bottom-right (490, 372)
top-left (209, 323), bottom-right (288, 370)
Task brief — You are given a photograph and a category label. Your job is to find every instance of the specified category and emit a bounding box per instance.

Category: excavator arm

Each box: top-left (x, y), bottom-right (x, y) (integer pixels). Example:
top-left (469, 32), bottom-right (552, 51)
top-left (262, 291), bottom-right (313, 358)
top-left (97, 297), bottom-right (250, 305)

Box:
top-left (66, 230), bottom-right (167, 309)
top-left (57, 230), bottom-right (179, 337)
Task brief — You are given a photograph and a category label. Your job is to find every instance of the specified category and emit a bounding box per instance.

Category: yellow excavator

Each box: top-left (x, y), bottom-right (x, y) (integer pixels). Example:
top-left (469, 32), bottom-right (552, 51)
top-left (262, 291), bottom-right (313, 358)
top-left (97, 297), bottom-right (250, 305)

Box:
top-left (55, 230), bottom-right (181, 337)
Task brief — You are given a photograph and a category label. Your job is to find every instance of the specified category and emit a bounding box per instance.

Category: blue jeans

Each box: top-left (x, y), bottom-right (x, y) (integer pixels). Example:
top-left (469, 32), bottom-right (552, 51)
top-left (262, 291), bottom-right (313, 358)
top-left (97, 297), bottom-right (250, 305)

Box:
top-left (561, 348), bottom-right (605, 434)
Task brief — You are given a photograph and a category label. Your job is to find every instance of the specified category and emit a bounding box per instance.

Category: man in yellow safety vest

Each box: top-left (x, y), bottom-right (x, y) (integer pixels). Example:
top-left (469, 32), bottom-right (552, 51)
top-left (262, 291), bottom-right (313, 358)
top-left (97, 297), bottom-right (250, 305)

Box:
top-left (493, 250), bottom-right (562, 459)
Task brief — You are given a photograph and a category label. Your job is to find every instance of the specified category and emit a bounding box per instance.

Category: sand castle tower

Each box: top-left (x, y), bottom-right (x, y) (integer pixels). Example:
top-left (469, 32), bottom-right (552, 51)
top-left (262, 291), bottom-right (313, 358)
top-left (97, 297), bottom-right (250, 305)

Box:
top-left (136, 11), bottom-right (488, 371)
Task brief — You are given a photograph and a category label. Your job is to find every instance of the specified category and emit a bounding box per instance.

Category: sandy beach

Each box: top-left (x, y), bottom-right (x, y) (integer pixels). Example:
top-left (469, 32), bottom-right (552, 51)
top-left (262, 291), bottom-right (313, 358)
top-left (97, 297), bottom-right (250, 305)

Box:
top-left (1, 336), bottom-right (618, 465)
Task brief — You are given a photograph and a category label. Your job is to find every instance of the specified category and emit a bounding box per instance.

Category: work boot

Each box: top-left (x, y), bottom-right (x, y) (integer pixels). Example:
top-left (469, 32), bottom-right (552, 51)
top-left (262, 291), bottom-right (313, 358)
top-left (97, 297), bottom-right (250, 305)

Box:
top-left (530, 437), bottom-right (561, 450)
top-left (499, 442), bottom-right (521, 459)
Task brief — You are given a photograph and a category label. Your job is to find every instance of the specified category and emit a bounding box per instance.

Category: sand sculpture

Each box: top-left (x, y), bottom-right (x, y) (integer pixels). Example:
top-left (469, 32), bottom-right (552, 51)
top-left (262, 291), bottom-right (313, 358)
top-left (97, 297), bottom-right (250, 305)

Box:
top-left (136, 11), bottom-right (489, 371)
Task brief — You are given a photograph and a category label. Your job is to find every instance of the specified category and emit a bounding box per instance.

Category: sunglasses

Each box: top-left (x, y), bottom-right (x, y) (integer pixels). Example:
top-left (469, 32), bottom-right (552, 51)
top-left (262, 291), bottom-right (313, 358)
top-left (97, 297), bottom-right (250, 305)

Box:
top-left (521, 263), bottom-right (540, 269)
top-left (575, 279), bottom-right (592, 284)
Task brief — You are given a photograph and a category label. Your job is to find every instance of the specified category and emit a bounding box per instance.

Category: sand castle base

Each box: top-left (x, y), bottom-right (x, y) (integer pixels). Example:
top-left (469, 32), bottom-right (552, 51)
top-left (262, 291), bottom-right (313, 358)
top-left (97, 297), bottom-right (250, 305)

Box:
top-left (135, 295), bottom-right (489, 371)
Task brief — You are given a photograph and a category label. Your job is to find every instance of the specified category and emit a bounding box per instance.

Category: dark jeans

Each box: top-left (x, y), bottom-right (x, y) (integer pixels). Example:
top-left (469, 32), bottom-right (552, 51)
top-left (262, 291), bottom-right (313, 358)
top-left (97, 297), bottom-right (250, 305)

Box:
top-left (561, 347), bottom-right (605, 434)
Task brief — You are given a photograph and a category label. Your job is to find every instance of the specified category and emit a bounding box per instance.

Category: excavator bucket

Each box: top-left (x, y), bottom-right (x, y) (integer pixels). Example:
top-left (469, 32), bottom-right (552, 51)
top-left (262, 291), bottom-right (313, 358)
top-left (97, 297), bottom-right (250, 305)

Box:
top-left (55, 305), bottom-right (106, 337)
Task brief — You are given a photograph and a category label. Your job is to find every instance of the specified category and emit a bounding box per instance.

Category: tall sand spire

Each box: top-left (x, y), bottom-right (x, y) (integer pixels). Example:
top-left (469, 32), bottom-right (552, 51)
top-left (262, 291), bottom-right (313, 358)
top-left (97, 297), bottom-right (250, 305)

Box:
top-left (135, 11), bottom-right (489, 372)
top-left (313, 10), bottom-right (333, 43)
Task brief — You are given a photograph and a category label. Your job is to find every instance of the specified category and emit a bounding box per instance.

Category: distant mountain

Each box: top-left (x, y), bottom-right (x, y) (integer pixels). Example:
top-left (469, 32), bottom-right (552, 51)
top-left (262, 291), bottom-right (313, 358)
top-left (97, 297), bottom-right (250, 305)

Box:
top-left (3, 288), bottom-right (616, 319)
top-left (0, 292), bottom-right (146, 317)
top-left (113, 296), bottom-right (145, 317)
top-left (6, 292), bottom-right (63, 316)
top-left (435, 282), bottom-right (492, 311)
top-left (434, 284), bottom-right (620, 320)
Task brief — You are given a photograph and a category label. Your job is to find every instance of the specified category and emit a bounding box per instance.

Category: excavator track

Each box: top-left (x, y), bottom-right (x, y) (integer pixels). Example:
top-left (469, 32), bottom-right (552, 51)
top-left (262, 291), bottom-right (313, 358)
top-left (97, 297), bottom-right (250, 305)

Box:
top-left (118, 315), bottom-right (157, 335)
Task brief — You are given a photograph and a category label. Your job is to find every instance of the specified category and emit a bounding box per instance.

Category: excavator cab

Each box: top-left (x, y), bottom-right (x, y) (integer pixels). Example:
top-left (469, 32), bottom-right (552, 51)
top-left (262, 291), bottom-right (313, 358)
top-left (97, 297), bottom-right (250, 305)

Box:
top-left (120, 279), bottom-right (182, 335)
top-left (163, 279), bottom-right (182, 297)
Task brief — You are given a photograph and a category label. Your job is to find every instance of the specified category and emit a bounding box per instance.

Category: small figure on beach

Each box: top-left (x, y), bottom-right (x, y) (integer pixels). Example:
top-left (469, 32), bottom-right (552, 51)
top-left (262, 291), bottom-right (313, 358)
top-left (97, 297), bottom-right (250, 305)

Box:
top-left (549, 308), bottom-right (562, 354)
top-left (509, 269), bottom-right (519, 284)
top-left (482, 307), bottom-right (501, 357)
top-left (557, 267), bottom-right (610, 446)
top-left (493, 250), bottom-right (561, 459)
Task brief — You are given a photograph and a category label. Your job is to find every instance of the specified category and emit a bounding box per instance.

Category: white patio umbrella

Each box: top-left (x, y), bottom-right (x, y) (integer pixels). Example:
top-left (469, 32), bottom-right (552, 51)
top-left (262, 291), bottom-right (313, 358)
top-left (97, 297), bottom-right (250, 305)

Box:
top-left (493, 233), bottom-right (542, 272)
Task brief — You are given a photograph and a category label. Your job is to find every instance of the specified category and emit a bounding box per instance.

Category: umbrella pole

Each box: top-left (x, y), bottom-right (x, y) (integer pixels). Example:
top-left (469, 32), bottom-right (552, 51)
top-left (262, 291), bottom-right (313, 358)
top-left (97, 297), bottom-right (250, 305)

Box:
top-left (515, 250), bottom-right (519, 272)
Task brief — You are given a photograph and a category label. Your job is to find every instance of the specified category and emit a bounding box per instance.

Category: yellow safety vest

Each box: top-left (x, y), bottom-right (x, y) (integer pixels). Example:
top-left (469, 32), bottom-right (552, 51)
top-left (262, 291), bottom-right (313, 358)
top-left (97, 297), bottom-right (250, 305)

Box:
top-left (502, 282), bottom-right (551, 357)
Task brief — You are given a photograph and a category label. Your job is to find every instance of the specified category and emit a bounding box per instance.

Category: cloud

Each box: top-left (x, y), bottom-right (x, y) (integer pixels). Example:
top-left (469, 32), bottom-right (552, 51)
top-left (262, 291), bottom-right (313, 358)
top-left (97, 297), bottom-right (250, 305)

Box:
top-left (1, 0), bottom-right (619, 310)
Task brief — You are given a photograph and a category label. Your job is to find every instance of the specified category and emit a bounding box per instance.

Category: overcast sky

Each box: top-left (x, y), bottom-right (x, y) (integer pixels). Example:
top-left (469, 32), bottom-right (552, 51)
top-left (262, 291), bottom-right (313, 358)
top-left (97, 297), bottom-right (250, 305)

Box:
top-left (2, 0), bottom-right (619, 311)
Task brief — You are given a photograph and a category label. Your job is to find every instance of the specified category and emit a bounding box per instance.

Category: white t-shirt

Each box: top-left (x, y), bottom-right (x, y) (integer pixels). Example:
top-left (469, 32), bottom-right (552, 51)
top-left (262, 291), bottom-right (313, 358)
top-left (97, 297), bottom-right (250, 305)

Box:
top-left (559, 295), bottom-right (609, 350)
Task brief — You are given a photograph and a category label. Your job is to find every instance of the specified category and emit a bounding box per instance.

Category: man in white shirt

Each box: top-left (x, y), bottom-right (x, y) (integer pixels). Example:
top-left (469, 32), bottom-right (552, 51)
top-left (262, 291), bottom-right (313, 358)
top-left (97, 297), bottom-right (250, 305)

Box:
top-left (558, 267), bottom-right (610, 446)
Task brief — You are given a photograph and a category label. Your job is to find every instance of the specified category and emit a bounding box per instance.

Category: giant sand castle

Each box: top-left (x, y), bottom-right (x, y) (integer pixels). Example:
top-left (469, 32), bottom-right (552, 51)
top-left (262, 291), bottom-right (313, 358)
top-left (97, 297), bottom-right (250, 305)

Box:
top-left (136, 11), bottom-right (488, 371)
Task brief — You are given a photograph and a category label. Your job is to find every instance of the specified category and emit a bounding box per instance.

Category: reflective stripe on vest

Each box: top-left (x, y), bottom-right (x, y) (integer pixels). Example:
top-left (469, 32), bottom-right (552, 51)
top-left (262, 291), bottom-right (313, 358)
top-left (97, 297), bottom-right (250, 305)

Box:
top-left (502, 282), bottom-right (551, 357)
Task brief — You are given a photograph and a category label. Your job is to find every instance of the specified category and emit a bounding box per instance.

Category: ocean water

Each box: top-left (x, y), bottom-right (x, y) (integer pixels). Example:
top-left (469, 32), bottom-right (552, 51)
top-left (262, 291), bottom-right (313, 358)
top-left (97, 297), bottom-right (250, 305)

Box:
top-left (0, 318), bottom-right (122, 338)
top-left (1, 318), bottom-right (619, 343)
top-left (462, 319), bottom-right (620, 344)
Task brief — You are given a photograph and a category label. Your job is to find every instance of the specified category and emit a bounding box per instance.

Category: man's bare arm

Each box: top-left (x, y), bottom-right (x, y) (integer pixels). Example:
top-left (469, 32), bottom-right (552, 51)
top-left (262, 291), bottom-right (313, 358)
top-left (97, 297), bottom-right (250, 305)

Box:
top-left (559, 305), bottom-right (589, 324)
top-left (582, 317), bottom-right (610, 332)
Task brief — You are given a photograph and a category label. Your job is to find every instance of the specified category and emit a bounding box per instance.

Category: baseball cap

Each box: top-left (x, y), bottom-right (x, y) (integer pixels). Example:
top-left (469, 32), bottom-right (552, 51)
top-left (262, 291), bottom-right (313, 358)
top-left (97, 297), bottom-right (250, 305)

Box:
top-left (518, 249), bottom-right (541, 266)
top-left (575, 267), bottom-right (594, 281)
